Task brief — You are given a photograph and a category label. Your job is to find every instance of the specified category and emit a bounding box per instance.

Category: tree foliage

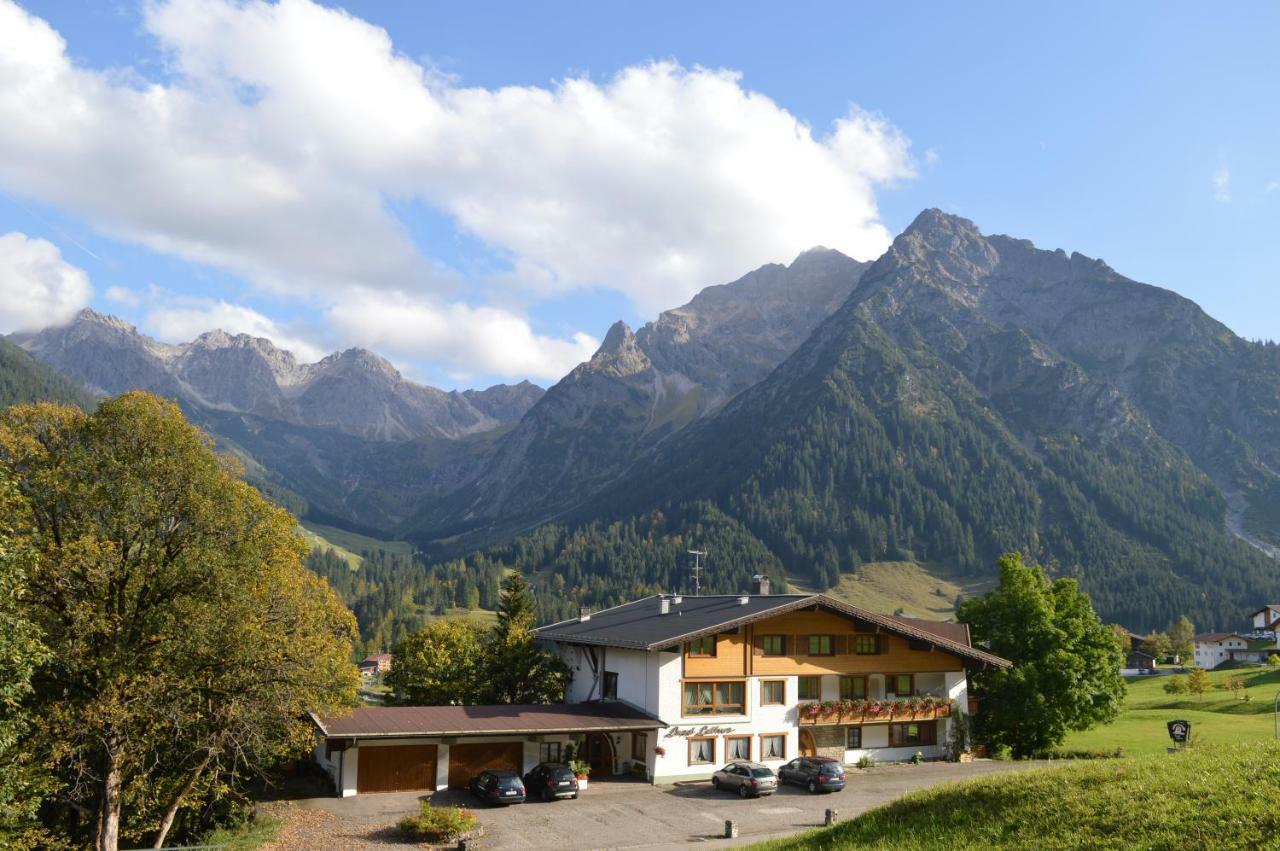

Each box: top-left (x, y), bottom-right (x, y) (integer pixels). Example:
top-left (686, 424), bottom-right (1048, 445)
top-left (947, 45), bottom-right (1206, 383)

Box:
top-left (958, 552), bottom-right (1126, 758)
top-left (385, 620), bottom-right (488, 705)
top-left (0, 393), bottom-right (358, 850)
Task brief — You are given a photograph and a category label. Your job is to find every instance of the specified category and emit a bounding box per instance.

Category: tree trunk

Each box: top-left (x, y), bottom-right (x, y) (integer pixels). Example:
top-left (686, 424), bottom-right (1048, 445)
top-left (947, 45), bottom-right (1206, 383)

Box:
top-left (97, 749), bottom-right (123, 851)
top-left (151, 753), bottom-right (212, 849)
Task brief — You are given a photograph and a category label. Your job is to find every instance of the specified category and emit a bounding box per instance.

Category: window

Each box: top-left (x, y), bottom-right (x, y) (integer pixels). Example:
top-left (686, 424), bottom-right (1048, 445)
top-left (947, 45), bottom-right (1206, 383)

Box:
top-left (682, 680), bottom-right (745, 715)
top-left (539, 741), bottom-right (562, 763)
top-left (603, 671), bottom-right (618, 699)
top-left (760, 734), bottom-right (786, 760)
top-left (889, 674), bottom-right (914, 696)
top-left (854, 634), bottom-right (879, 655)
top-left (632, 732), bottom-right (647, 761)
top-left (726, 736), bottom-right (751, 760)
top-left (688, 737), bottom-right (715, 765)
top-left (846, 727), bottom-right (862, 749)
top-left (889, 721), bottom-right (937, 747)
top-left (761, 634), bottom-right (786, 656)
top-left (687, 635), bottom-right (716, 657)
top-left (761, 679), bottom-right (786, 705)
top-left (808, 635), bottom-right (834, 656)
top-left (839, 676), bottom-right (867, 699)
top-left (798, 676), bottom-right (820, 701)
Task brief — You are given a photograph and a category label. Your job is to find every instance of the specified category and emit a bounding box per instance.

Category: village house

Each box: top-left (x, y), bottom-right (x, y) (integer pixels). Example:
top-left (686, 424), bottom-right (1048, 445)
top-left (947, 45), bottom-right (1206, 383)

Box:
top-left (1192, 632), bottom-right (1276, 668)
top-left (1247, 605), bottom-right (1280, 639)
top-left (359, 653), bottom-right (394, 676)
top-left (535, 577), bottom-right (1009, 783)
top-left (311, 577), bottom-right (1010, 794)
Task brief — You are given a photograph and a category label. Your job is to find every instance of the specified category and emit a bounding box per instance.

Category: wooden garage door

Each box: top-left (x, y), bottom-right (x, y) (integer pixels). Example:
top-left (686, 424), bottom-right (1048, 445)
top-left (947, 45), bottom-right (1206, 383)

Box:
top-left (357, 744), bottom-right (438, 794)
top-left (447, 742), bottom-right (523, 789)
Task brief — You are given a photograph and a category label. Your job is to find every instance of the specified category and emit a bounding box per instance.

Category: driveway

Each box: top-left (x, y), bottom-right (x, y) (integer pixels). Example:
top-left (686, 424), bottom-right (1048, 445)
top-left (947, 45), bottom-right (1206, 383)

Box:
top-left (266, 760), bottom-right (1048, 849)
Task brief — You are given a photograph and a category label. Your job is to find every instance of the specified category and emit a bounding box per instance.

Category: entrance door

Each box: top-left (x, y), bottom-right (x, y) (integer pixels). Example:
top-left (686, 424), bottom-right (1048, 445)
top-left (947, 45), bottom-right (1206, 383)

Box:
top-left (799, 729), bottom-right (816, 758)
top-left (356, 744), bottom-right (438, 793)
top-left (585, 732), bottom-right (615, 777)
top-left (447, 741), bottom-right (523, 789)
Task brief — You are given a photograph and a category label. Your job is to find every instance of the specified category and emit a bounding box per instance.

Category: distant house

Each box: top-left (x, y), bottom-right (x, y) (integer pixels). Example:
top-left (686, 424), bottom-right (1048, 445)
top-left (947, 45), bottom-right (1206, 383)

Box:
top-left (1124, 648), bottom-right (1157, 672)
top-left (1193, 633), bottom-right (1271, 668)
top-left (359, 653), bottom-right (393, 676)
top-left (1248, 605), bottom-right (1280, 638)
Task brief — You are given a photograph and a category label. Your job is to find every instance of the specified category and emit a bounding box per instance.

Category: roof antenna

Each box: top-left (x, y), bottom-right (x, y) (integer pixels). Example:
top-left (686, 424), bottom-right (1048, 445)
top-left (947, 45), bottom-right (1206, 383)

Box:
top-left (687, 549), bottom-right (706, 596)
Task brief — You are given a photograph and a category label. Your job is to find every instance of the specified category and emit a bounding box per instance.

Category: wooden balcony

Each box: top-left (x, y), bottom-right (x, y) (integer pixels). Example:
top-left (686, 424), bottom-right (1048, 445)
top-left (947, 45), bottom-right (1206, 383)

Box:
top-left (799, 697), bottom-right (954, 726)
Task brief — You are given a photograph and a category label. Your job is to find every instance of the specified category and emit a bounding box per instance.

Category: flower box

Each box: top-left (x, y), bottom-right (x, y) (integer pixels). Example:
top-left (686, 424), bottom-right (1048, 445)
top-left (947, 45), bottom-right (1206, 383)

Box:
top-left (800, 697), bottom-right (955, 725)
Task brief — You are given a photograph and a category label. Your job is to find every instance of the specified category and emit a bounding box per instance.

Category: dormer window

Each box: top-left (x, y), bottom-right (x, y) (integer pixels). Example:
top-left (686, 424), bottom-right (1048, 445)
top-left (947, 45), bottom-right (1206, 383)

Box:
top-left (687, 635), bottom-right (716, 657)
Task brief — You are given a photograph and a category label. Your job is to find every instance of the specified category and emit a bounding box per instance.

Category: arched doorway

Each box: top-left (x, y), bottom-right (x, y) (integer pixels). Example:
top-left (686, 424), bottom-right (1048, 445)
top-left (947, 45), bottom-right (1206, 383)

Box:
top-left (585, 732), bottom-right (615, 777)
top-left (799, 729), bottom-right (816, 758)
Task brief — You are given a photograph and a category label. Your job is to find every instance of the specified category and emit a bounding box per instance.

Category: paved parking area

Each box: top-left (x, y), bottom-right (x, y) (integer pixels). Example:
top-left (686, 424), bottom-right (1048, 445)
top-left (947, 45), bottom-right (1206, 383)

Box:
top-left (273, 759), bottom-right (1047, 849)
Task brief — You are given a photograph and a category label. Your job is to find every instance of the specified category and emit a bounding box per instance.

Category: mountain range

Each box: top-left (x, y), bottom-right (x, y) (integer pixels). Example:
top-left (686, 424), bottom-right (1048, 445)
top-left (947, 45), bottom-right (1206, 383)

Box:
top-left (8, 210), bottom-right (1280, 630)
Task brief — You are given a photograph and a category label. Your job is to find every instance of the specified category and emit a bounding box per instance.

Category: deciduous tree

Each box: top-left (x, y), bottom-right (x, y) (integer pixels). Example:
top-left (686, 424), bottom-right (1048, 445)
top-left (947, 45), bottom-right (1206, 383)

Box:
top-left (1185, 667), bottom-right (1211, 700)
top-left (386, 620), bottom-right (488, 705)
top-left (1168, 616), bottom-right (1196, 662)
top-left (0, 394), bottom-right (358, 851)
top-left (959, 552), bottom-right (1126, 758)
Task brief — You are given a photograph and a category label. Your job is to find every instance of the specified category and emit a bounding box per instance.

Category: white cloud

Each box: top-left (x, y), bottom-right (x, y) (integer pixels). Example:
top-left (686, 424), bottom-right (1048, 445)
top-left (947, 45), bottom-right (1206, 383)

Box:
top-left (1266, 180), bottom-right (1279, 194)
top-left (924, 147), bottom-right (940, 165)
top-left (0, 231), bottom-right (92, 332)
top-left (104, 285), bottom-right (141, 306)
top-left (1213, 167), bottom-right (1231, 203)
top-left (141, 292), bottom-right (327, 362)
top-left (0, 0), bottom-right (913, 321)
top-left (326, 288), bottom-right (599, 381)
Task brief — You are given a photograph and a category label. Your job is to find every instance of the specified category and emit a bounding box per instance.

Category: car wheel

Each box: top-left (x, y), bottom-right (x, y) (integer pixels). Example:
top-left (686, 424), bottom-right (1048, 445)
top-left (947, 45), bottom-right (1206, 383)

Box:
top-left (571, 792), bottom-right (579, 800)
top-left (712, 777), bottom-right (721, 790)
top-left (738, 784), bottom-right (749, 798)
top-left (807, 780), bottom-right (817, 794)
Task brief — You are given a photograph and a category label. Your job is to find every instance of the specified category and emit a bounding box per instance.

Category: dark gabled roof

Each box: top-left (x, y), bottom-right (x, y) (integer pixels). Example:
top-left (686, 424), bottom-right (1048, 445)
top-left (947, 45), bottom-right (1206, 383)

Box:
top-left (535, 593), bottom-right (1011, 668)
top-left (1248, 605), bottom-right (1280, 617)
top-left (312, 701), bottom-right (664, 739)
top-left (1194, 632), bottom-right (1246, 643)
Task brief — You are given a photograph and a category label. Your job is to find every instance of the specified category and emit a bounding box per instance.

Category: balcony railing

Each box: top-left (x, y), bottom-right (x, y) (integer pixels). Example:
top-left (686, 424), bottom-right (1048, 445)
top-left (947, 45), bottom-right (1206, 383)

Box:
top-left (799, 696), bottom-right (955, 725)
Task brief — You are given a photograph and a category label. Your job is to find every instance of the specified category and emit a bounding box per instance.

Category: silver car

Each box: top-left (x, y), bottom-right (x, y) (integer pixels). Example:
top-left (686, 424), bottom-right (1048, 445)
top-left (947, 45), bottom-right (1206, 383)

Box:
top-left (711, 761), bottom-right (778, 797)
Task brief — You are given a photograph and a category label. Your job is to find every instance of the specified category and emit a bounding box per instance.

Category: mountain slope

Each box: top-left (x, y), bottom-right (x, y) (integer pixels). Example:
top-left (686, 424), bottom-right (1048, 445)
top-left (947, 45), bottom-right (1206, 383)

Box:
top-left (408, 248), bottom-right (868, 544)
top-left (0, 336), bottom-right (95, 409)
top-left (11, 310), bottom-right (543, 532)
top-left (474, 211), bottom-right (1280, 632)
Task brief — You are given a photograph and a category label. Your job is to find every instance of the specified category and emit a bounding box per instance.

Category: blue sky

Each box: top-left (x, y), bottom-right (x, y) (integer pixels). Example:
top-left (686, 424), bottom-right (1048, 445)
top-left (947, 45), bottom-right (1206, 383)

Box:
top-left (1, 1), bottom-right (1277, 389)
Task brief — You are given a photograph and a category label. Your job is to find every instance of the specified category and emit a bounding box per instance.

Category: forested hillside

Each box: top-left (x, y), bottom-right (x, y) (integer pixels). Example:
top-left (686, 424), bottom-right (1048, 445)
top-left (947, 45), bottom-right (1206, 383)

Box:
top-left (442, 212), bottom-right (1280, 633)
top-left (0, 337), bottom-right (94, 409)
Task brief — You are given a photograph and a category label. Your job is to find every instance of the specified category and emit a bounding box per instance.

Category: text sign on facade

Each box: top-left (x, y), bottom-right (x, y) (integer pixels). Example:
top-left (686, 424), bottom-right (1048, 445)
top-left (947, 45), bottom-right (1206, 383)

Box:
top-left (1167, 720), bottom-right (1190, 743)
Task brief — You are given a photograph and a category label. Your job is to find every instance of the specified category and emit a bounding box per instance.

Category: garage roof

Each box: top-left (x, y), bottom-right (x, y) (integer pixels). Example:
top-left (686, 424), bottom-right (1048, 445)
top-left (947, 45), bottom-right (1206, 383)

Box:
top-left (312, 700), bottom-right (665, 739)
top-left (535, 593), bottom-right (1010, 668)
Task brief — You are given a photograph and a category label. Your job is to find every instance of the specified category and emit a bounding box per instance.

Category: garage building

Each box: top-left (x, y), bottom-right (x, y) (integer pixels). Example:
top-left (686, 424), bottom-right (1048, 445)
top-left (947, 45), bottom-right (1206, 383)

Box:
top-left (311, 702), bottom-right (665, 796)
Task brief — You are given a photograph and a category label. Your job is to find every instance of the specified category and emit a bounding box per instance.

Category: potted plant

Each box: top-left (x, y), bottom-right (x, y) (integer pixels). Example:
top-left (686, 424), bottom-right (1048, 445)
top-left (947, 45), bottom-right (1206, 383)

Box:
top-left (569, 758), bottom-right (591, 790)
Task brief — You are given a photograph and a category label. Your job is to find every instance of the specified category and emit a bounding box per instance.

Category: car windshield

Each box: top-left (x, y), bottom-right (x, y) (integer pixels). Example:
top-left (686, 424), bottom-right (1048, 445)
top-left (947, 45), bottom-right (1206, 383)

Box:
top-left (495, 776), bottom-right (522, 790)
top-left (750, 768), bottom-right (774, 778)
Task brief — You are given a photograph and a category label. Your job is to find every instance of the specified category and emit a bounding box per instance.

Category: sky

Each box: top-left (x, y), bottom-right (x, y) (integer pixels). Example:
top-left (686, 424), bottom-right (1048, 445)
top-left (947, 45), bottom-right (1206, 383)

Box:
top-left (0, 1), bottom-right (1277, 389)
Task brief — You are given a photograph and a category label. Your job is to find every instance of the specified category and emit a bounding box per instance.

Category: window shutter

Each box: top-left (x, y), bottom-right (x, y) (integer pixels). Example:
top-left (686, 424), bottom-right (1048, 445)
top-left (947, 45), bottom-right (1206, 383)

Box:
top-left (796, 635), bottom-right (808, 656)
top-left (877, 634), bottom-right (889, 655)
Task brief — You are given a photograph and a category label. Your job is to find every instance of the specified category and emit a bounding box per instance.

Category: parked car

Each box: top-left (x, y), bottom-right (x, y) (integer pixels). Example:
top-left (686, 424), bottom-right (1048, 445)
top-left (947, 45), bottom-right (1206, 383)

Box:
top-left (522, 762), bottom-right (579, 801)
top-left (711, 761), bottom-right (777, 797)
top-left (777, 756), bottom-right (847, 793)
top-left (468, 769), bottom-right (526, 806)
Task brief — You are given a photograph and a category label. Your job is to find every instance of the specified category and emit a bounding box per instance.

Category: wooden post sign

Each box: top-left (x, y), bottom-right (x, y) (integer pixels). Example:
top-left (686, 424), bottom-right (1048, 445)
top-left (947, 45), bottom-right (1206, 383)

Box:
top-left (1167, 720), bottom-right (1190, 745)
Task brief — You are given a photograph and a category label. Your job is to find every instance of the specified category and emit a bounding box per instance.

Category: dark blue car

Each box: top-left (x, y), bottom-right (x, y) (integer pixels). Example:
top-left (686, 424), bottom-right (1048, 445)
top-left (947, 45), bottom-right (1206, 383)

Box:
top-left (777, 757), bottom-right (847, 793)
top-left (468, 769), bottom-right (526, 806)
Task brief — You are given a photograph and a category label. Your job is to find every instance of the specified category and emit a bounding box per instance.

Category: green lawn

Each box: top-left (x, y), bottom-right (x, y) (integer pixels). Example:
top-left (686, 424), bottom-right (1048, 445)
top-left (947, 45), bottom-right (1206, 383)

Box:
top-left (298, 520), bottom-right (414, 568)
top-left (791, 561), bottom-right (993, 620)
top-left (751, 743), bottom-right (1280, 850)
top-left (1062, 664), bottom-right (1280, 755)
top-left (198, 813), bottom-right (282, 850)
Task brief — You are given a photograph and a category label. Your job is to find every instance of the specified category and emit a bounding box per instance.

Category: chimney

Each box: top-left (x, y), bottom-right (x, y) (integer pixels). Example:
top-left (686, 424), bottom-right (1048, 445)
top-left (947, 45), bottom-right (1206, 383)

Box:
top-left (737, 595), bottom-right (749, 606)
top-left (659, 597), bottom-right (671, 615)
top-left (672, 595), bottom-right (683, 605)
top-left (752, 574), bottom-right (771, 595)
top-left (578, 606), bottom-right (591, 622)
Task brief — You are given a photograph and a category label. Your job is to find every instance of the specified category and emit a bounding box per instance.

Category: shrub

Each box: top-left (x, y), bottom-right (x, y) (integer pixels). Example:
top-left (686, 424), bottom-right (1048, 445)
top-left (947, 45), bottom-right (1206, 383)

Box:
top-left (397, 804), bottom-right (477, 843)
top-left (856, 754), bottom-right (876, 769)
top-left (569, 758), bottom-right (591, 777)
top-left (1162, 676), bottom-right (1187, 695)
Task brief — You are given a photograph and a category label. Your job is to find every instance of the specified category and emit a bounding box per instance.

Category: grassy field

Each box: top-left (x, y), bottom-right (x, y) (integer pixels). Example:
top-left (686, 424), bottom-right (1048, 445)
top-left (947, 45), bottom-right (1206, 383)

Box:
top-left (197, 813), bottom-right (283, 849)
top-left (1062, 664), bottom-right (1280, 755)
top-left (752, 742), bottom-right (1280, 850)
top-left (793, 561), bottom-right (993, 620)
top-left (298, 520), bottom-right (414, 568)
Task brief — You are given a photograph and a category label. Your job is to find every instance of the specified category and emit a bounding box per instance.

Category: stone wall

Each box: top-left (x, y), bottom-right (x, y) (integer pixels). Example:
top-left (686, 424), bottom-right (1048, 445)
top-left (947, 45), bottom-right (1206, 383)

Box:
top-left (809, 725), bottom-right (846, 760)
